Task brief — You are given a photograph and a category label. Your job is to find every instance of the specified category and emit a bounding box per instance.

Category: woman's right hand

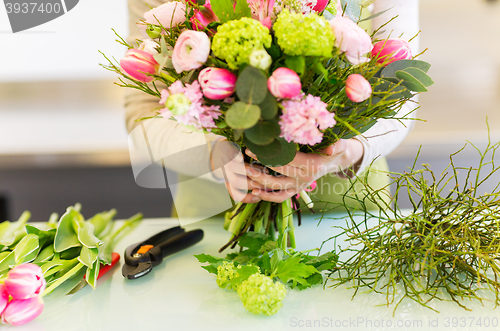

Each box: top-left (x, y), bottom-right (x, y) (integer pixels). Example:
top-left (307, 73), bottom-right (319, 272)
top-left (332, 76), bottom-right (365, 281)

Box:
top-left (210, 139), bottom-right (265, 203)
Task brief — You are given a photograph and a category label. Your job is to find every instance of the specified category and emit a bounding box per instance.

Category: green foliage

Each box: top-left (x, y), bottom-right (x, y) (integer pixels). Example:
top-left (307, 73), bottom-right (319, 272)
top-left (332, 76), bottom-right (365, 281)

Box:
top-left (327, 134), bottom-right (500, 313)
top-left (257, 138), bottom-right (297, 167)
top-left (226, 102), bottom-right (261, 129)
top-left (235, 66), bottom-right (268, 104)
top-left (0, 204), bottom-right (142, 297)
top-left (244, 120), bottom-right (281, 145)
top-left (211, 0), bottom-right (252, 23)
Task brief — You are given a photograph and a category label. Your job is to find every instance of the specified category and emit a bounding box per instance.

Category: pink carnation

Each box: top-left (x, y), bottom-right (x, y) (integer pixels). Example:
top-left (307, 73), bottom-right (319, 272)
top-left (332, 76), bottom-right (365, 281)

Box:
top-left (159, 81), bottom-right (221, 130)
top-left (279, 94), bottom-right (336, 145)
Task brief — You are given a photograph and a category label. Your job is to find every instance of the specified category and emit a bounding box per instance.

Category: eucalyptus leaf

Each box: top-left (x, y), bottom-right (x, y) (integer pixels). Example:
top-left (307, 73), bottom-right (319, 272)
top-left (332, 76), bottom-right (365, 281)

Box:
top-left (235, 66), bottom-right (268, 104)
top-left (395, 70), bottom-right (428, 92)
top-left (14, 234), bottom-right (39, 264)
top-left (257, 138), bottom-right (297, 167)
top-left (402, 67), bottom-right (434, 87)
top-left (358, 7), bottom-right (392, 23)
top-left (381, 59), bottom-right (431, 78)
top-left (340, 0), bottom-right (362, 22)
top-left (244, 120), bottom-right (281, 146)
top-left (258, 92), bottom-right (278, 120)
top-left (78, 246), bottom-right (99, 268)
top-left (244, 137), bottom-right (281, 158)
top-left (54, 208), bottom-right (83, 253)
top-left (226, 102), bottom-right (261, 129)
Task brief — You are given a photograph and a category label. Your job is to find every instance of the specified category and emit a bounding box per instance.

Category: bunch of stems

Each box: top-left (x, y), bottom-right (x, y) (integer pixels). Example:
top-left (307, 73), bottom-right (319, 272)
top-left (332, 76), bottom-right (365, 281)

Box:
top-left (326, 132), bottom-right (500, 313)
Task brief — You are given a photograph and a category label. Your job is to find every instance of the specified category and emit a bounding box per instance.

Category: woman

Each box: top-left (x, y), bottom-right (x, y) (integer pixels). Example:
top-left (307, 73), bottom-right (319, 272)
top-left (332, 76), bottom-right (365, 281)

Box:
top-left (124, 0), bottom-right (420, 220)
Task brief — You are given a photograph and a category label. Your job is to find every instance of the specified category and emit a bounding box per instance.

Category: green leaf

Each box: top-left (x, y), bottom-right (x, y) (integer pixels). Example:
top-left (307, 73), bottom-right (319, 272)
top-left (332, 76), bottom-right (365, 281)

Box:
top-left (275, 256), bottom-right (318, 287)
top-left (226, 265), bottom-right (260, 288)
top-left (358, 7), bottom-right (393, 23)
top-left (244, 137), bottom-right (281, 158)
top-left (402, 67), bottom-right (434, 87)
top-left (270, 248), bottom-right (284, 274)
top-left (194, 253), bottom-right (225, 264)
top-left (78, 246), bottom-right (99, 268)
top-left (258, 92), bottom-right (278, 120)
top-left (85, 259), bottom-right (100, 289)
top-left (257, 253), bottom-right (271, 274)
top-left (257, 138), bottom-right (297, 167)
top-left (14, 234), bottom-right (39, 264)
top-left (296, 273), bottom-right (323, 290)
top-left (78, 222), bottom-right (103, 248)
top-left (54, 208), bottom-right (83, 253)
top-left (89, 210), bottom-right (116, 238)
top-left (305, 251), bottom-right (338, 271)
top-left (34, 245), bottom-right (55, 263)
top-left (234, 0), bottom-right (252, 19)
top-left (0, 251), bottom-right (16, 273)
top-left (60, 247), bottom-right (82, 260)
top-left (238, 232), bottom-right (270, 251)
top-left (209, 0), bottom-right (234, 22)
top-left (244, 120), bottom-right (281, 145)
top-left (340, 0), bottom-right (362, 22)
top-left (235, 66), bottom-right (268, 104)
top-left (381, 59), bottom-right (431, 78)
top-left (226, 102), bottom-right (261, 129)
top-left (395, 70), bottom-right (428, 92)
top-left (373, 79), bottom-right (413, 100)
top-left (285, 56), bottom-right (306, 75)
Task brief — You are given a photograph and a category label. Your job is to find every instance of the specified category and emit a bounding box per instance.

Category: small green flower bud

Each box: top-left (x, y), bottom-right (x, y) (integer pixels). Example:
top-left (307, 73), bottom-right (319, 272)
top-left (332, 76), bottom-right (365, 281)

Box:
top-left (146, 25), bottom-right (162, 39)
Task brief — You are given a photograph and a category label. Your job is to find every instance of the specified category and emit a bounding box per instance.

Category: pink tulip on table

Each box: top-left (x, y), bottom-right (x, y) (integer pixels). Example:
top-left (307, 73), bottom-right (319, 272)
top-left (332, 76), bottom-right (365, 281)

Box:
top-left (172, 30), bottom-right (211, 73)
top-left (371, 38), bottom-right (412, 65)
top-left (1, 296), bottom-right (44, 326)
top-left (345, 74), bottom-right (372, 102)
top-left (0, 284), bottom-right (8, 316)
top-left (198, 68), bottom-right (237, 100)
top-left (4, 264), bottom-right (45, 300)
top-left (120, 49), bottom-right (160, 83)
top-left (268, 68), bottom-right (302, 99)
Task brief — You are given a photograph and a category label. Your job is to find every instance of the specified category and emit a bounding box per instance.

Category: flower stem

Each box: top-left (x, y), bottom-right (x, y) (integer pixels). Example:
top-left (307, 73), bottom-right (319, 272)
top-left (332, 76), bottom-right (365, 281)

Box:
top-left (42, 262), bottom-right (85, 297)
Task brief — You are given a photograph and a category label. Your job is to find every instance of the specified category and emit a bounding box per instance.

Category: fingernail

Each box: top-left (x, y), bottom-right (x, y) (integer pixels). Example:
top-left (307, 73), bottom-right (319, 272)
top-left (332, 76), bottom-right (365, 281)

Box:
top-left (252, 196), bottom-right (261, 202)
top-left (245, 149), bottom-right (257, 159)
top-left (251, 189), bottom-right (260, 196)
top-left (246, 168), bottom-right (254, 176)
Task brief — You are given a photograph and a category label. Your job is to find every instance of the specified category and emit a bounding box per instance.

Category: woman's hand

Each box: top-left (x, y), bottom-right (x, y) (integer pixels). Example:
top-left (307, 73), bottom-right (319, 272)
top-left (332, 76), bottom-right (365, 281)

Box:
top-left (244, 139), bottom-right (364, 203)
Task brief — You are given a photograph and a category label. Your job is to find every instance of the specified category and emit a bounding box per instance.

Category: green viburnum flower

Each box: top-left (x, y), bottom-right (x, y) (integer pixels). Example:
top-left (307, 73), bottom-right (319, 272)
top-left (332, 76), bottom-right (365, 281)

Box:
top-left (273, 10), bottom-right (334, 57)
top-left (212, 17), bottom-right (272, 70)
top-left (237, 273), bottom-right (287, 316)
top-left (216, 261), bottom-right (239, 290)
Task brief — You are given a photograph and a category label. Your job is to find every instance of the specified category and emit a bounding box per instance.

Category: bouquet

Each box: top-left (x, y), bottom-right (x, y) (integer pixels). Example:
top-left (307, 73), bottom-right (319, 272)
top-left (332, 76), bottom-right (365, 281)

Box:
top-left (103, 0), bottom-right (433, 251)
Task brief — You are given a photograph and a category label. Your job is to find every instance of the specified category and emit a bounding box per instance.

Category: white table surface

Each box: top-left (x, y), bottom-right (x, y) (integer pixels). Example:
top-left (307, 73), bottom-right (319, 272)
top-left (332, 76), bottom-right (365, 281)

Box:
top-left (9, 215), bottom-right (500, 331)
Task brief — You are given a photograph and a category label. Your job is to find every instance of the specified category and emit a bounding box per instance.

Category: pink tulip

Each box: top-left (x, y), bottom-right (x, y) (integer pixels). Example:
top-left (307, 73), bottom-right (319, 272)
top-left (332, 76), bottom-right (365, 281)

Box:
top-left (198, 68), bottom-right (237, 100)
top-left (143, 2), bottom-right (186, 29)
top-left (345, 74), bottom-right (372, 102)
top-left (4, 264), bottom-right (46, 300)
top-left (172, 30), bottom-right (211, 73)
top-left (371, 38), bottom-right (412, 65)
top-left (190, 3), bottom-right (218, 31)
top-left (1, 296), bottom-right (44, 326)
top-left (329, 15), bottom-right (373, 65)
top-left (268, 68), bottom-right (302, 99)
top-left (0, 284), bottom-right (9, 316)
top-left (312, 0), bottom-right (328, 13)
top-left (120, 49), bottom-right (160, 83)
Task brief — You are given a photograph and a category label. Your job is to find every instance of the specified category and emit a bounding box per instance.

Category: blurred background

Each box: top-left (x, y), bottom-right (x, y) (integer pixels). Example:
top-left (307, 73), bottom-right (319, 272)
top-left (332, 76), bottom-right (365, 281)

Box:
top-left (0, 0), bottom-right (499, 221)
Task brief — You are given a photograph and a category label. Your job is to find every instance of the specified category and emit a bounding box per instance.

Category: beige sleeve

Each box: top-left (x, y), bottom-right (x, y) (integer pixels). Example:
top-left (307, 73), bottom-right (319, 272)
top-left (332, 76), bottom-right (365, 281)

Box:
top-left (353, 0), bottom-right (420, 174)
top-left (125, 0), bottom-right (220, 180)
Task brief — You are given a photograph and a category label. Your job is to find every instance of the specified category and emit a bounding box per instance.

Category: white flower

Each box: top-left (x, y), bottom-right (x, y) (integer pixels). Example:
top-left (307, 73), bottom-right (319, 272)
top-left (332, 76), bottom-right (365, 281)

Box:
top-left (138, 39), bottom-right (159, 55)
top-left (249, 49), bottom-right (272, 70)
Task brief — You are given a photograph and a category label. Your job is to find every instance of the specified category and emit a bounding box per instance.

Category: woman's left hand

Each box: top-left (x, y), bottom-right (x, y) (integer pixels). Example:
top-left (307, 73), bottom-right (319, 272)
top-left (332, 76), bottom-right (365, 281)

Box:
top-left (245, 139), bottom-right (364, 203)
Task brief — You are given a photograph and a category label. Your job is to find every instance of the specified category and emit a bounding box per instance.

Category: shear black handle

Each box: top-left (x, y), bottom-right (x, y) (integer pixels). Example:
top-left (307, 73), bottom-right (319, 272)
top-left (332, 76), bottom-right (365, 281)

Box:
top-left (151, 229), bottom-right (204, 265)
top-left (124, 226), bottom-right (185, 267)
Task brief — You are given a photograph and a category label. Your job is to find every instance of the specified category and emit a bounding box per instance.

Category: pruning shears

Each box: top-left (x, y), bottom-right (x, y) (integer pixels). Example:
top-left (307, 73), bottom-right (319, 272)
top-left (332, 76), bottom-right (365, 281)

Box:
top-left (122, 226), bottom-right (204, 280)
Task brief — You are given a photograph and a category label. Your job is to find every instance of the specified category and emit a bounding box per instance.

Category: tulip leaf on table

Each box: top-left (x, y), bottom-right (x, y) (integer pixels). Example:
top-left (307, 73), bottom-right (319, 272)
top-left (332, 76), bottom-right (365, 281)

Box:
top-left (54, 208), bottom-right (83, 252)
top-left (13, 234), bottom-right (40, 265)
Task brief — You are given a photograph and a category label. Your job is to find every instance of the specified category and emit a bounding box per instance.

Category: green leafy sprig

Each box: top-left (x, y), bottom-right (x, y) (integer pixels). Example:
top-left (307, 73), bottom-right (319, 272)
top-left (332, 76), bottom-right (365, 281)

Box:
top-left (326, 128), bottom-right (500, 314)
